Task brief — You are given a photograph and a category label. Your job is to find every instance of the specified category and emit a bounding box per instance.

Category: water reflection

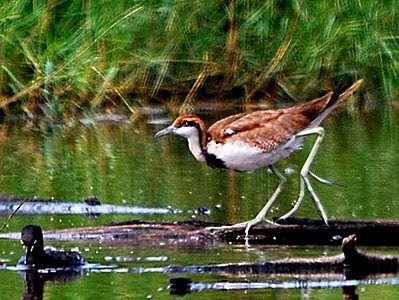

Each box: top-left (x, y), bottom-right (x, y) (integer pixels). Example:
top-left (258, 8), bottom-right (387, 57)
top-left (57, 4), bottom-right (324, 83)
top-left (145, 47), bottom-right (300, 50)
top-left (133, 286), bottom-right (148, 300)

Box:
top-left (2, 254), bottom-right (399, 299)
top-left (169, 275), bottom-right (399, 299)
top-left (0, 107), bottom-right (399, 298)
top-left (22, 269), bottom-right (83, 300)
top-left (9, 264), bottom-right (399, 300)
top-left (4, 261), bottom-right (118, 299)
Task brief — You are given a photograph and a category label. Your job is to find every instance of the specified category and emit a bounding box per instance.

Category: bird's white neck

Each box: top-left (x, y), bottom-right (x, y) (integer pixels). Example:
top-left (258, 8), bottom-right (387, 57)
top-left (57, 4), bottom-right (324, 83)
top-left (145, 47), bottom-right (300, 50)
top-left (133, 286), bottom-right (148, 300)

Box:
top-left (157, 115), bottom-right (208, 164)
top-left (186, 131), bottom-right (207, 164)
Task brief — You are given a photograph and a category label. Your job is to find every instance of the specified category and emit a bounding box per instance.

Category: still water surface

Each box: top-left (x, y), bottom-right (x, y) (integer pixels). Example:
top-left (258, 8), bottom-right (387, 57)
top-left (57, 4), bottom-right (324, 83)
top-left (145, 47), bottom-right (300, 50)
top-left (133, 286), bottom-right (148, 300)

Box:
top-left (0, 106), bottom-right (398, 299)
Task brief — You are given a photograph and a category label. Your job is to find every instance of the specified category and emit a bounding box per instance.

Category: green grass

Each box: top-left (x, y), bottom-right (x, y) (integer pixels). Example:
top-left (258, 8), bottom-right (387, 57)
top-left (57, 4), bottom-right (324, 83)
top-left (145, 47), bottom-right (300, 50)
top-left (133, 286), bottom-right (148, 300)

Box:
top-left (0, 0), bottom-right (398, 118)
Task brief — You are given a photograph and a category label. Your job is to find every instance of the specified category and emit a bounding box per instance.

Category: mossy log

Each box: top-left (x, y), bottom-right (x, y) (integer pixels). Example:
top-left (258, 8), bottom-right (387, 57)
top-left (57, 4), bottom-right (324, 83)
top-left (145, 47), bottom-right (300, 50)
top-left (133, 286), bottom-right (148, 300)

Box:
top-left (25, 217), bottom-right (399, 247)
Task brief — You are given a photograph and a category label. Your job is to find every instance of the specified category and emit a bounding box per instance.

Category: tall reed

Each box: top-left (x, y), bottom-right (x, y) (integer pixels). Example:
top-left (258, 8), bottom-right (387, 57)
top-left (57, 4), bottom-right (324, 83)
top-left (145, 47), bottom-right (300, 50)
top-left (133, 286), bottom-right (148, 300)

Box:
top-left (0, 0), bottom-right (397, 118)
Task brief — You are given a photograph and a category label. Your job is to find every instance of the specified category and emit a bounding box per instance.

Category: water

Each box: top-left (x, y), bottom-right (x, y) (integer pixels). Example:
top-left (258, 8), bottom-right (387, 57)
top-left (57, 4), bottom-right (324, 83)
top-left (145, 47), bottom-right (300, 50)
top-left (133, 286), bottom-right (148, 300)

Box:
top-left (0, 107), bottom-right (399, 299)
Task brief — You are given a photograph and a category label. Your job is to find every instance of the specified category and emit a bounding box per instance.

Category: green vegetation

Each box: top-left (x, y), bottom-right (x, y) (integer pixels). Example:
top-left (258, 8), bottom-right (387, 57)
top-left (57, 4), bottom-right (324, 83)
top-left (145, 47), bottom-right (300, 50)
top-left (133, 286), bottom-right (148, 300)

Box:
top-left (0, 0), bottom-right (398, 118)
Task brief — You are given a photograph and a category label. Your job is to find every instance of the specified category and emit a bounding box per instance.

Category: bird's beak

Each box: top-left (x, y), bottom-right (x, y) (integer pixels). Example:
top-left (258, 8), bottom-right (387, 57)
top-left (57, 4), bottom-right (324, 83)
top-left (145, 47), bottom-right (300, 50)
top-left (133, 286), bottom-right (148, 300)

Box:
top-left (155, 125), bottom-right (176, 138)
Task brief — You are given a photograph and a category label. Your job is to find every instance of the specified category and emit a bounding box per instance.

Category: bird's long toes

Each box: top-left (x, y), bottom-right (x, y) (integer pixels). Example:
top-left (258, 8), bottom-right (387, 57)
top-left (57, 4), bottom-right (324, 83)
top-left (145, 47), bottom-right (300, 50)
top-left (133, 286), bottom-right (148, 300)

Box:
top-left (264, 218), bottom-right (280, 226)
top-left (205, 223), bottom-right (247, 232)
top-left (274, 214), bottom-right (293, 224)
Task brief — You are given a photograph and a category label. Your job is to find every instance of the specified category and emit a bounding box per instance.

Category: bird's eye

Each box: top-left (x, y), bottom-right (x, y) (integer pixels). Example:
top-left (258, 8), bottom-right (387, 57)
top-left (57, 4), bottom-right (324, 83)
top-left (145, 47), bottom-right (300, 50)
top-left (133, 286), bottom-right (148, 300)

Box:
top-left (178, 119), bottom-right (195, 128)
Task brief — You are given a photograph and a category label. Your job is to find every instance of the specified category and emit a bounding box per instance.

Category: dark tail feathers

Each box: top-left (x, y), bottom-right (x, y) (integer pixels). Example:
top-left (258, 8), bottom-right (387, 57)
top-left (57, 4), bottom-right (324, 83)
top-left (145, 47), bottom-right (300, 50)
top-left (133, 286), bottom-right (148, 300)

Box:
top-left (325, 81), bottom-right (351, 110)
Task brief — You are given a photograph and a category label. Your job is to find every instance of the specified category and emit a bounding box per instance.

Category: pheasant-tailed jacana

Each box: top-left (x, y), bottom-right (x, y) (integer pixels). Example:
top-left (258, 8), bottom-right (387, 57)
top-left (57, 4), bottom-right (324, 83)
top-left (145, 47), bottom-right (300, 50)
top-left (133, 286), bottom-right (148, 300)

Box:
top-left (156, 80), bottom-right (363, 237)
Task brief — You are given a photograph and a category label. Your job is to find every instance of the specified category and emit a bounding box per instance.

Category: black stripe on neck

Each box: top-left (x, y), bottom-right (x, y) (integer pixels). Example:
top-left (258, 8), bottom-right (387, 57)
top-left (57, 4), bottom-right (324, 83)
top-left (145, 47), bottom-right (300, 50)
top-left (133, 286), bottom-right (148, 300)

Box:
top-left (203, 151), bottom-right (226, 169)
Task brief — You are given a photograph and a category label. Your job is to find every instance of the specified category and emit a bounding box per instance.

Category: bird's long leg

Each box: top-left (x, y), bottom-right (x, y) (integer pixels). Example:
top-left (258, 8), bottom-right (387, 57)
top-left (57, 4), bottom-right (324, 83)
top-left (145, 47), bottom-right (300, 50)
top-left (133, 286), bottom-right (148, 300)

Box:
top-left (241, 165), bottom-right (286, 235)
top-left (206, 165), bottom-right (286, 237)
top-left (277, 175), bottom-right (306, 221)
top-left (303, 174), bottom-right (328, 224)
top-left (276, 127), bottom-right (329, 225)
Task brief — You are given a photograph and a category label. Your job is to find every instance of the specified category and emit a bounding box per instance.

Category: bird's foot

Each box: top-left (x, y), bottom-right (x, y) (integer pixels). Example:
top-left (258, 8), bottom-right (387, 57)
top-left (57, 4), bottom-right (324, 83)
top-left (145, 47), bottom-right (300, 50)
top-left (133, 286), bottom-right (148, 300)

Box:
top-left (274, 215), bottom-right (288, 224)
top-left (275, 214), bottom-right (330, 227)
top-left (205, 218), bottom-right (279, 237)
top-left (205, 222), bottom-right (247, 232)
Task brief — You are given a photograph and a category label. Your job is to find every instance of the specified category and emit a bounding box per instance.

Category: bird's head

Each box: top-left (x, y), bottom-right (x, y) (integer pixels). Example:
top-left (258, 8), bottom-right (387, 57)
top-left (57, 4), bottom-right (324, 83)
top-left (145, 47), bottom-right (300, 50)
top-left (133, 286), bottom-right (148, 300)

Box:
top-left (155, 115), bottom-right (206, 144)
top-left (20, 225), bottom-right (45, 265)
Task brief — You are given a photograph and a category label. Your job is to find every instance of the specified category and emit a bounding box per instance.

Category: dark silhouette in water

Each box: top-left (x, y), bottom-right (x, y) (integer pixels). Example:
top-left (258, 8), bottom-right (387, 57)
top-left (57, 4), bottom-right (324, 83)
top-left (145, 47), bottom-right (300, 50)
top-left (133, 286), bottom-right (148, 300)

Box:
top-left (22, 269), bottom-right (82, 300)
top-left (19, 224), bottom-right (86, 269)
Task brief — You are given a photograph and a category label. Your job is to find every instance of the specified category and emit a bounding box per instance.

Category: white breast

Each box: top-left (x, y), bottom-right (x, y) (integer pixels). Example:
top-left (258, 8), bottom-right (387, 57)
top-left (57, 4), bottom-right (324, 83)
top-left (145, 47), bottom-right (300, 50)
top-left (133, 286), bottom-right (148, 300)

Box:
top-left (207, 136), bottom-right (304, 172)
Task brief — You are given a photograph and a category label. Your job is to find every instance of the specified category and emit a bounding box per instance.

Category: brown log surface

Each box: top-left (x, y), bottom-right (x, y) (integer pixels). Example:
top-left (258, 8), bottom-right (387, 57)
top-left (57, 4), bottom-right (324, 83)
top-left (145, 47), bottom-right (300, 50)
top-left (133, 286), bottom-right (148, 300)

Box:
top-left (7, 219), bottom-right (392, 246)
top-left (31, 217), bottom-right (399, 247)
top-left (2, 218), bottom-right (399, 247)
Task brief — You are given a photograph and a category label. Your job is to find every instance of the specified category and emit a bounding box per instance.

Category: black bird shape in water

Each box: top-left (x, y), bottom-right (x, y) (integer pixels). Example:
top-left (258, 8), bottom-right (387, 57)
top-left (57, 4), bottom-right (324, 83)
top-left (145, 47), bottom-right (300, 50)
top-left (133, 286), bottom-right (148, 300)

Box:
top-left (19, 224), bottom-right (86, 269)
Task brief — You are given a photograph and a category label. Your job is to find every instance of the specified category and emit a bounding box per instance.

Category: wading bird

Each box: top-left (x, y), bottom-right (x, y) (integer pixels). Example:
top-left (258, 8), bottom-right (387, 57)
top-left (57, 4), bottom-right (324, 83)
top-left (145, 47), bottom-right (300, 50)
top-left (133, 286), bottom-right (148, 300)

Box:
top-left (19, 224), bottom-right (86, 268)
top-left (156, 80), bottom-right (363, 237)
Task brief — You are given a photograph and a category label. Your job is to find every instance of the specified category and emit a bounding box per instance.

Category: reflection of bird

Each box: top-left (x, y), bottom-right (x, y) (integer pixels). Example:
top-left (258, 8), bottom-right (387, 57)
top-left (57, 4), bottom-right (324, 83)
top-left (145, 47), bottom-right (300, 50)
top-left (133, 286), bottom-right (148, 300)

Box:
top-left (22, 268), bottom-right (83, 300)
top-left (19, 225), bottom-right (86, 269)
top-left (156, 80), bottom-right (363, 236)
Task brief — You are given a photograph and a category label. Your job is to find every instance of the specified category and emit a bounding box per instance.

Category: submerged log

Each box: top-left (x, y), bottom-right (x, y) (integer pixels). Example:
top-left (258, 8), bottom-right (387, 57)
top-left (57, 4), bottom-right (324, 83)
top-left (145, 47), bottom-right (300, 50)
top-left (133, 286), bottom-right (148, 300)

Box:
top-left (222, 217), bottom-right (399, 246)
top-left (0, 218), bottom-right (394, 247)
top-left (2, 218), bottom-right (399, 247)
top-left (103, 218), bottom-right (399, 246)
top-left (168, 235), bottom-right (399, 297)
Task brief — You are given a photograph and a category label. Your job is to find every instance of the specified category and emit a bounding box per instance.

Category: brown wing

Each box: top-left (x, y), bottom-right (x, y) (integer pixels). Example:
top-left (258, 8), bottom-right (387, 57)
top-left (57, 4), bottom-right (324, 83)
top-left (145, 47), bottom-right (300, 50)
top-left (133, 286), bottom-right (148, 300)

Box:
top-left (207, 92), bottom-right (333, 152)
top-left (207, 113), bottom-right (246, 141)
top-left (227, 110), bottom-right (312, 151)
top-left (206, 80), bottom-right (362, 152)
